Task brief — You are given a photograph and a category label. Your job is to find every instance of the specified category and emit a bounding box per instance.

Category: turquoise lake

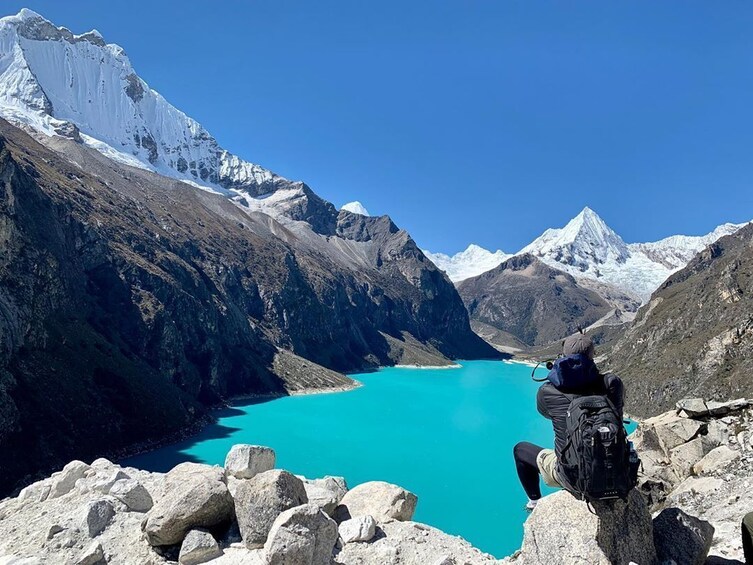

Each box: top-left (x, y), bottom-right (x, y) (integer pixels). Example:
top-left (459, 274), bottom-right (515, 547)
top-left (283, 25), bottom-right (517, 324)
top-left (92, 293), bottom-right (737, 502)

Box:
top-left (124, 360), bottom-right (561, 558)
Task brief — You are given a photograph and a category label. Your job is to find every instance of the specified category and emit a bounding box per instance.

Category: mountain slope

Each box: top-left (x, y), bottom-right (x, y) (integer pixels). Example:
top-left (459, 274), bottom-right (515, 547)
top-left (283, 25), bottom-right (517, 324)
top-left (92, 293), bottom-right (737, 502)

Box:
top-left (457, 254), bottom-right (612, 348)
top-left (606, 223), bottom-right (753, 417)
top-left (0, 118), bottom-right (497, 494)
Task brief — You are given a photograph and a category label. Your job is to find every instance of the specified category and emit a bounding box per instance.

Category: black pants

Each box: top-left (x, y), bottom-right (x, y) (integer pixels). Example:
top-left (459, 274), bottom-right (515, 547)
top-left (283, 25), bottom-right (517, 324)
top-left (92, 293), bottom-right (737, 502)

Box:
top-left (514, 441), bottom-right (544, 500)
top-left (743, 512), bottom-right (753, 564)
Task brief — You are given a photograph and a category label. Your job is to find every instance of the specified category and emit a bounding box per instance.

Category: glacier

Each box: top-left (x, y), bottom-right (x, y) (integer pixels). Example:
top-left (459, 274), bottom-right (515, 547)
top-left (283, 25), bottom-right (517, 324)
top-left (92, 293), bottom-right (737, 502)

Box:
top-left (0, 9), bottom-right (285, 199)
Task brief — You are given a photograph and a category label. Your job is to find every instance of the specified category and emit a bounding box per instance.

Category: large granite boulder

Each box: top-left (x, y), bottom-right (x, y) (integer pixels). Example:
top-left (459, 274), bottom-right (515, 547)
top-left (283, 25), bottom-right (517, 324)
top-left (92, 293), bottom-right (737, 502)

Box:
top-left (110, 478), bottom-right (153, 512)
top-left (143, 463), bottom-right (234, 546)
top-left (224, 444), bottom-right (276, 480)
top-left (234, 469), bottom-right (308, 548)
top-left (334, 481), bottom-right (417, 523)
top-left (653, 507), bottom-right (714, 565)
top-left (49, 461), bottom-right (90, 499)
top-left (263, 503), bottom-right (338, 565)
top-left (301, 476), bottom-right (348, 516)
top-left (516, 490), bottom-right (656, 565)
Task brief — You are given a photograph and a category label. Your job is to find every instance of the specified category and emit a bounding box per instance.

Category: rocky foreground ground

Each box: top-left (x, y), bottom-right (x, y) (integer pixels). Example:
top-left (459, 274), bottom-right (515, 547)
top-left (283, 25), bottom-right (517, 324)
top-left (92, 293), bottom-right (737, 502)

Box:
top-left (2, 397), bottom-right (753, 565)
top-left (0, 444), bottom-right (497, 565)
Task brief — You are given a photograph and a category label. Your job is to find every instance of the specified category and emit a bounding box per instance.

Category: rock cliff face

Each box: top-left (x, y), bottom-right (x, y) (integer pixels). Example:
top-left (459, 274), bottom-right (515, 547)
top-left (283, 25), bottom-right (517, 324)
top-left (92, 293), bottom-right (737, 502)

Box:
top-left (0, 119), bottom-right (495, 495)
top-left (458, 254), bottom-right (612, 349)
top-left (606, 223), bottom-right (753, 417)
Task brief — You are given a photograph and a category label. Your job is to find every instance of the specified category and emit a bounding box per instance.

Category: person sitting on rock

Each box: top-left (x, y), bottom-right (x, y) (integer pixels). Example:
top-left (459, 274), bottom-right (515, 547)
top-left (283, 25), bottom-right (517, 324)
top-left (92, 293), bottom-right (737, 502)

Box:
top-left (513, 332), bottom-right (625, 510)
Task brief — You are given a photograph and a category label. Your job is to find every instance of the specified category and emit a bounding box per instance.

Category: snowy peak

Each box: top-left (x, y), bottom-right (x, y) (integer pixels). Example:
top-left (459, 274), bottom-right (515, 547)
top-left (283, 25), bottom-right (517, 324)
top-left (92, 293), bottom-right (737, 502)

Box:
top-left (520, 207), bottom-right (629, 268)
top-left (423, 244), bottom-right (510, 282)
top-left (0, 9), bottom-right (285, 198)
top-left (341, 201), bottom-right (370, 216)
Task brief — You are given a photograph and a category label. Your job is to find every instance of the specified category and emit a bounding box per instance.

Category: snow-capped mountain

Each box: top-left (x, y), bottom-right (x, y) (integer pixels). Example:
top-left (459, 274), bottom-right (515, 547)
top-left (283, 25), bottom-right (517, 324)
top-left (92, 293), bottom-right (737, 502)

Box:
top-left (426, 207), bottom-right (748, 302)
top-left (341, 201), bottom-right (370, 216)
top-left (0, 9), bottom-right (286, 198)
top-left (628, 223), bottom-right (745, 270)
top-left (521, 208), bottom-right (746, 301)
top-left (423, 245), bottom-right (511, 282)
top-left (519, 207), bottom-right (629, 268)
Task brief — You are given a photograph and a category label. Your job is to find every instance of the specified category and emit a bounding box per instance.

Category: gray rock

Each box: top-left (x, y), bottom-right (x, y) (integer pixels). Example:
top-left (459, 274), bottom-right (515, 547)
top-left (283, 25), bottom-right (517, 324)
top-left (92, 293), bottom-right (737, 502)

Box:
top-left (143, 462), bottom-right (234, 547)
top-left (517, 489), bottom-right (656, 565)
top-left (335, 520), bottom-right (498, 564)
top-left (653, 507), bottom-right (714, 565)
top-left (705, 419), bottom-right (730, 447)
top-left (234, 469), bottom-right (308, 549)
top-left (81, 498), bottom-right (115, 538)
top-left (670, 436), bottom-right (709, 478)
top-left (224, 444), bottom-right (276, 480)
top-left (179, 528), bottom-right (222, 565)
top-left (74, 541), bottom-right (104, 565)
top-left (693, 445), bottom-right (741, 476)
top-left (89, 458), bottom-right (115, 471)
top-left (667, 476), bottom-right (725, 505)
top-left (110, 478), bottom-right (153, 512)
top-left (655, 415), bottom-right (705, 454)
top-left (302, 476), bottom-right (348, 516)
top-left (707, 398), bottom-right (750, 416)
top-left (89, 469), bottom-right (129, 494)
top-left (677, 398), bottom-right (710, 417)
top-left (335, 481), bottom-right (417, 523)
top-left (49, 461), bottom-right (90, 499)
top-left (338, 515), bottom-right (376, 544)
top-left (263, 503), bottom-right (338, 565)
top-left (18, 480), bottom-right (51, 503)
top-left (45, 524), bottom-right (65, 540)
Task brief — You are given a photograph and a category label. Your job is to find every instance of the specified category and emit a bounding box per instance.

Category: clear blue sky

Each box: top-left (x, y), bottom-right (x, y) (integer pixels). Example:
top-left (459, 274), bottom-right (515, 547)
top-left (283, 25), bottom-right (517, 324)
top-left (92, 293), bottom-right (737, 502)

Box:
top-left (6, 1), bottom-right (753, 253)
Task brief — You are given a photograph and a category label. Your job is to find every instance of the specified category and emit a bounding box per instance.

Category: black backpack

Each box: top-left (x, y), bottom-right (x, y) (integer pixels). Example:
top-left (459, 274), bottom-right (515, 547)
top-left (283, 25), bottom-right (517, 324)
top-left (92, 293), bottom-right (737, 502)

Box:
top-left (556, 395), bottom-right (639, 502)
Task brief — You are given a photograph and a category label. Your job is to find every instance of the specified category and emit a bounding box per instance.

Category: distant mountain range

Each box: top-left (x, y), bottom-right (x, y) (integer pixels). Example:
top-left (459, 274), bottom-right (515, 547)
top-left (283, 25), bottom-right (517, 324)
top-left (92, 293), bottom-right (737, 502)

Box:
top-left (425, 207), bottom-right (747, 302)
